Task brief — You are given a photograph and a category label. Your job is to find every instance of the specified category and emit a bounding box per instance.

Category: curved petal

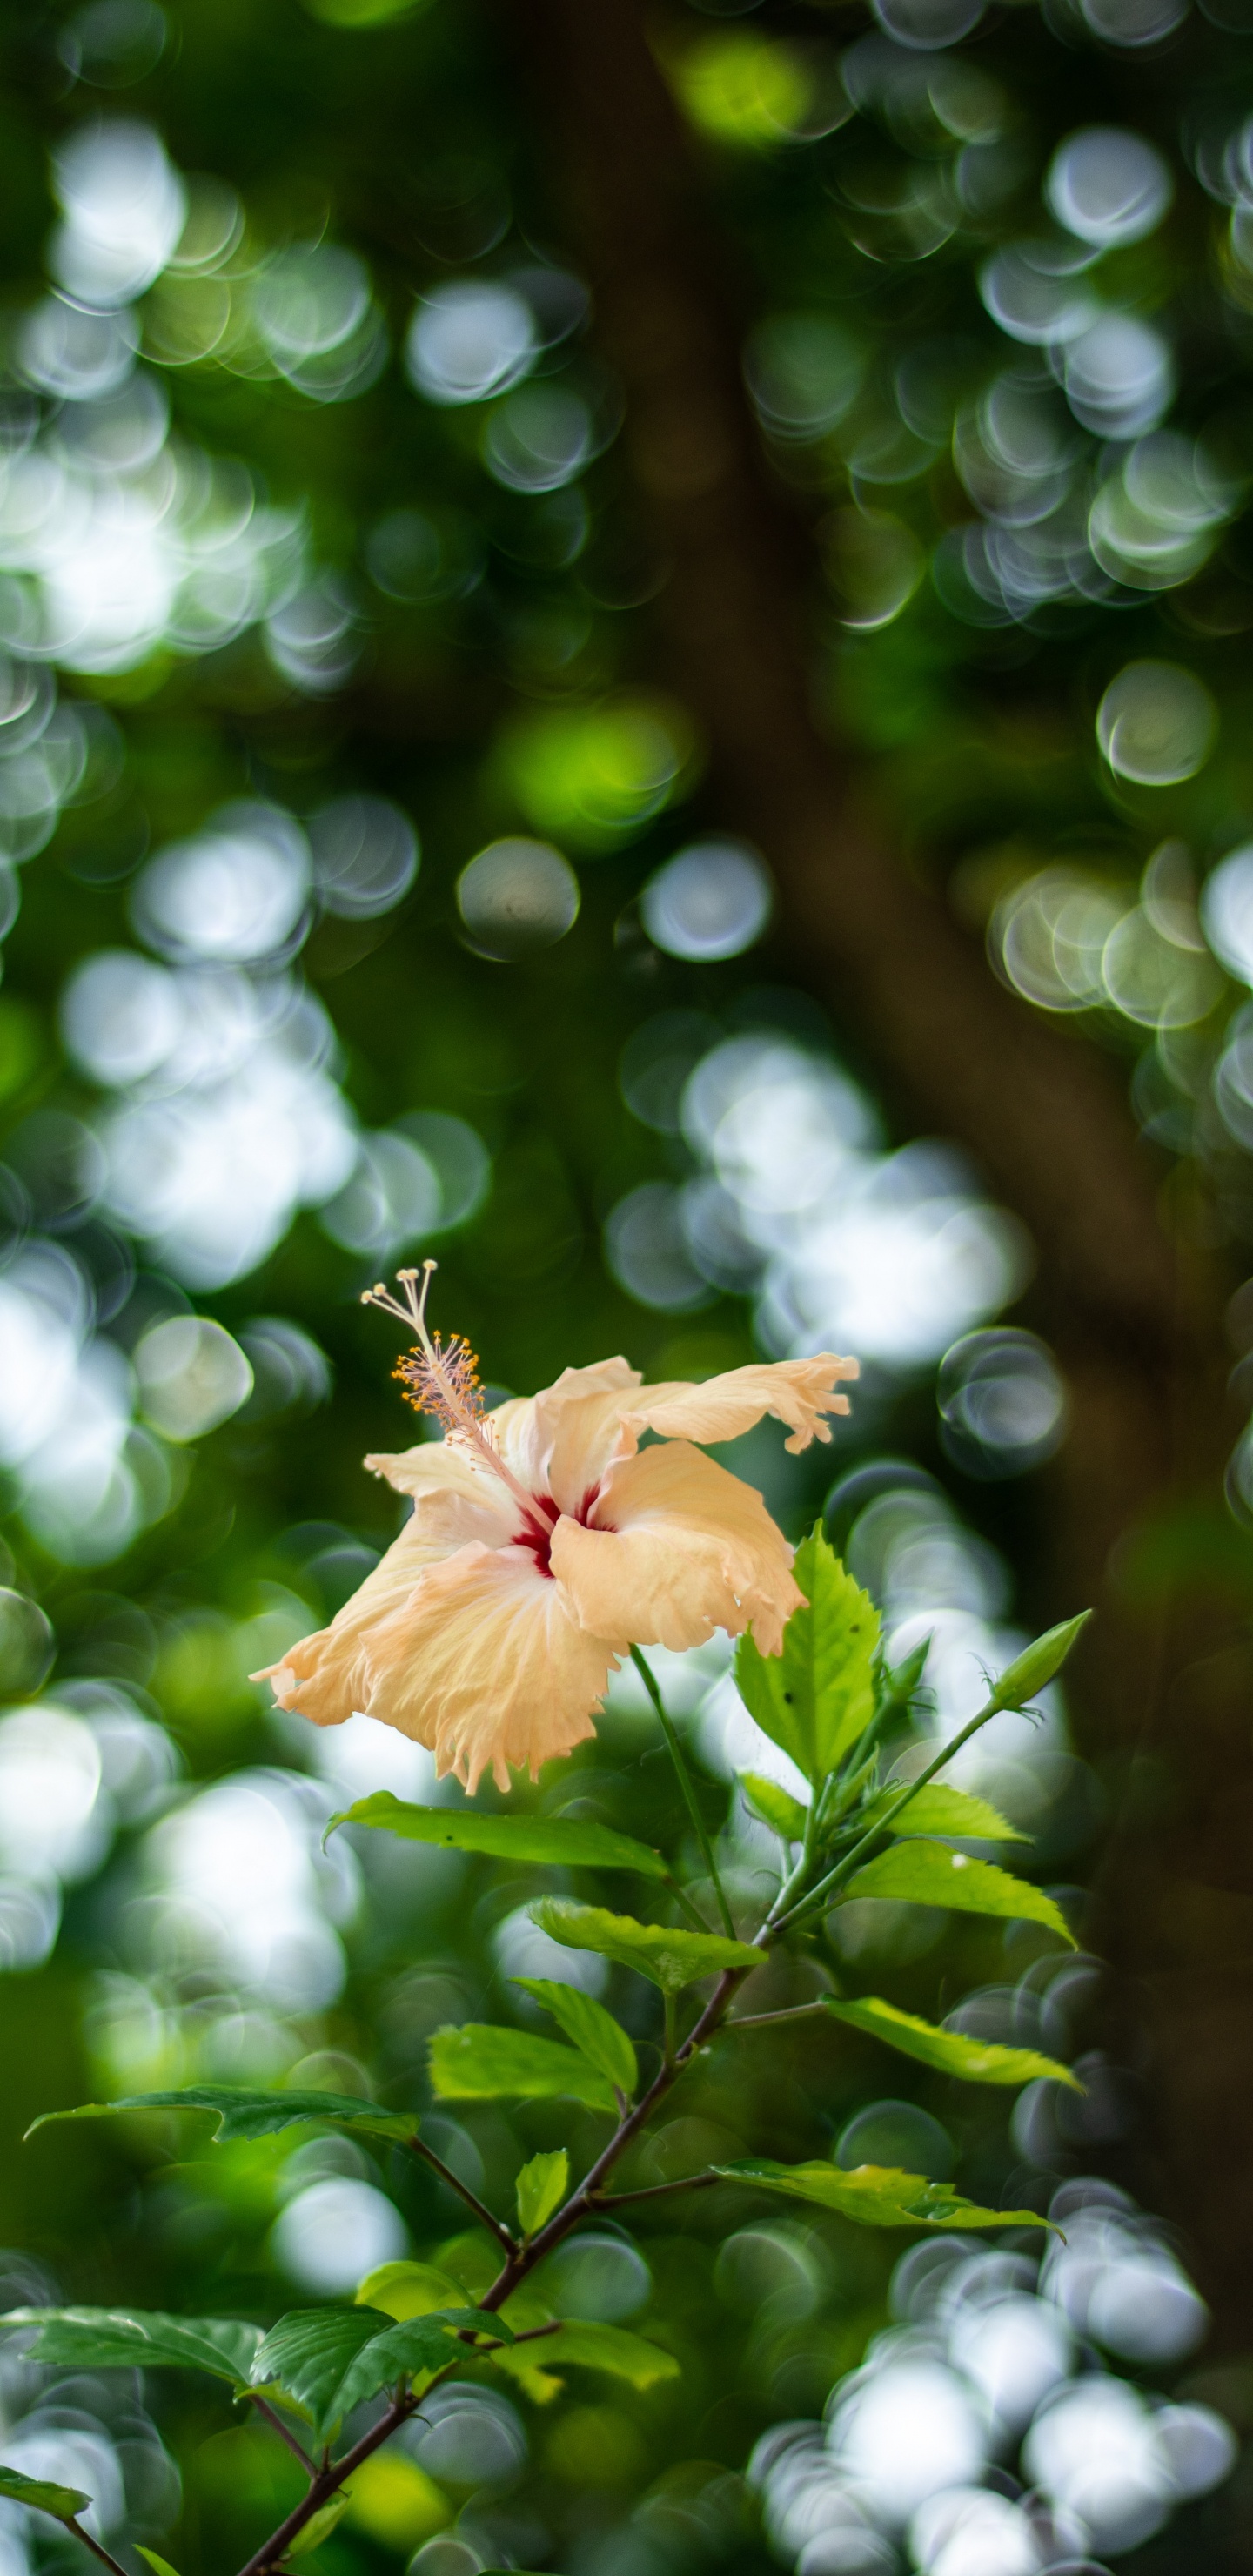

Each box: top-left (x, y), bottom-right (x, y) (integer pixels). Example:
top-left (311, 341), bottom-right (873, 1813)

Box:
top-left (615, 1354), bottom-right (859, 1459)
top-left (551, 1439), bottom-right (803, 1657)
top-left (492, 1358), bottom-right (643, 1513)
top-left (365, 1439), bottom-right (520, 1538)
top-left (253, 1494), bottom-right (485, 1728)
top-left (259, 1527), bottom-right (618, 1794)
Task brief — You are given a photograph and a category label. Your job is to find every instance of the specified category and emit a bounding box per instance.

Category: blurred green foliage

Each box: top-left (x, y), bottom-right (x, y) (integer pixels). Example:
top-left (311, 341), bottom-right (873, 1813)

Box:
top-left (0, 0), bottom-right (1252, 2567)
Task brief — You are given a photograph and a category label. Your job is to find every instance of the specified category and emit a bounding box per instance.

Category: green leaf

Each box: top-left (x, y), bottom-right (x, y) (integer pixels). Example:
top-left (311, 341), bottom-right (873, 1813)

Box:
top-left (3, 2308), bottom-right (262, 2381)
top-left (253, 2302), bottom-right (511, 2441)
top-left (714, 2157), bottom-right (1054, 2231)
top-left (354, 2263), bottom-right (467, 2320)
top-left (333, 2311), bottom-right (510, 2420)
top-left (0, 2465), bottom-right (90, 2522)
top-left (511, 1978), bottom-right (638, 2096)
top-left (428, 2023), bottom-right (617, 2111)
top-left (822, 1995), bottom-right (1080, 2089)
top-left (541, 2322), bottom-right (680, 2386)
top-left (137, 2553), bottom-right (183, 2576)
top-left (326, 1794), bottom-right (667, 1878)
top-left (988, 1613), bottom-right (1091, 1714)
top-left (516, 2150), bottom-right (569, 2238)
top-left (860, 1784), bottom-right (1026, 1843)
top-left (529, 1898), bottom-right (761, 1996)
top-left (288, 2492), bottom-right (354, 2557)
top-left (838, 1844), bottom-right (1075, 1944)
top-left (735, 1532), bottom-right (879, 1782)
top-left (26, 2085), bottom-right (418, 2147)
top-left (251, 2308), bottom-right (395, 2442)
top-left (740, 1774), bottom-right (809, 1840)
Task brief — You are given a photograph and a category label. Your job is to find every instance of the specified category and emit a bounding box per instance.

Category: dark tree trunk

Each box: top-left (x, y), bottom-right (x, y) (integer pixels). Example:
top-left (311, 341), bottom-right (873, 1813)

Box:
top-left (504, 0), bottom-right (1253, 2334)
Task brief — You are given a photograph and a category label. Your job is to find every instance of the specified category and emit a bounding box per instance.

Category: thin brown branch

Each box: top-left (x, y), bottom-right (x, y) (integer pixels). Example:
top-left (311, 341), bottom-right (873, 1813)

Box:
top-left (234, 2385), bottom-right (429, 2576)
top-left (727, 2002), bottom-right (832, 2031)
top-left (65, 2522), bottom-right (130, 2576)
top-left (589, 2171), bottom-right (721, 2209)
top-left (246, 2392), bottom-right (317, 2472)
top-left (478, 1957), bottom-right (760, 2312)
top-left (404, 2132), bottom-right (518, 2255)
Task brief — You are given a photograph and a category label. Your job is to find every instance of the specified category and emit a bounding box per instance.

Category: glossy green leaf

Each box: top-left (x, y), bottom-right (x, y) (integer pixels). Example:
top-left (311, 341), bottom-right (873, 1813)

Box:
top-left (251, 2309), bottom-right (389, 2438)
top-left (26, 2085), bottom-right (418, 2146)
top-left (137, 2553), bottom-right (183, 2576)
top-left (529, 1898), bottom-right (761, 1995)
top-left (740, 1774), bottom-right (809, 1840)
top-left (428, 2023), bottom-right (617, 2111)
top-left (326, 1794), bottom-right (667, 1877)
top-left (511, 1977), bottom-right (638, 2096)
top-left (333, 2311), bottom-right (509, 2420)
top-left (0, 2465), bottom-right (90, 2522)
top-left (354, 2263), bottom-right (466, 2321)
top-left (838, 1843), bottom-right (1075, 1943)
top-left (288, 2493), bottom-right (354, 2557)
top-left (714, 2157), bottom-right (1053, 2231)
top-left (860, 1784), bottom-right (1026, 1843)
top-left (735, 1533), bottom-right (879, 1782)
top-left (988, 1613), bottom-right (1091, 1714)
top-left (822, 1995), bottom-right (1080, 2088)
top-left (3, 2308), bottom-right (262, 2381)
top-left (516, 2150), bottom-right (569, 2238)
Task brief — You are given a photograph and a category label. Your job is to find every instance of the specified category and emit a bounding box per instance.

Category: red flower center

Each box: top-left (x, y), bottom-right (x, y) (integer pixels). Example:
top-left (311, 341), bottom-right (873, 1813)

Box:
top-left (511, 1486), bottom-right (604, 1579)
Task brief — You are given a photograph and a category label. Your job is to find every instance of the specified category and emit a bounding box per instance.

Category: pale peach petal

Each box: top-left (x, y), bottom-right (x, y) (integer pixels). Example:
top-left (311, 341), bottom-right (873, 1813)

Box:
top-left (615, 1354), bottom-right (859, 1458)
top-left (492, 1358), bottom-right (641, 1511)
top-left (375, 1542), bottom-right (618, 1790)
top-left (551, 1439), bottom-right (803, 1657)
top-left (253, 1499), bottom-right (478, 1729)
top-left (364, 1439), bottom-right (518, 1528)
top-left (258, 1513), bottom-right (618, 1793)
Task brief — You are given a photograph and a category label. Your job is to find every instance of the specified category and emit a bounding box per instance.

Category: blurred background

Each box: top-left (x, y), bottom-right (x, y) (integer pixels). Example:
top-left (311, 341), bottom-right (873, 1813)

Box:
top-left (2, 0), bottom-right (1253, 2567)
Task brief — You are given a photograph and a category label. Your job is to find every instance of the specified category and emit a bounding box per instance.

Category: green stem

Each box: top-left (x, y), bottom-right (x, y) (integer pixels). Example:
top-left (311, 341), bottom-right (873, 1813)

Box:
top-left (631, 1644), bottom-right (736, 1938)
top-left (769, 1688), bottom-right (1009, 1939)
top-left (663, 1989), bottom-right (677, 2064)
top-left (664, 1871), bottom-right (714, 1933)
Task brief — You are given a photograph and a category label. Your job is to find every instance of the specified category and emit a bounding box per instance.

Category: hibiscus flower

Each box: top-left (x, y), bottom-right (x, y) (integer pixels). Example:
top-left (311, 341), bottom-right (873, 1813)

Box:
top-left (257, 1265), bottom-right (857, 1792)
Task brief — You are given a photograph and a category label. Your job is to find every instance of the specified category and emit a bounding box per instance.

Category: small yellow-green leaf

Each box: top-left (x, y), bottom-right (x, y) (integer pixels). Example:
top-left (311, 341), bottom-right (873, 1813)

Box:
top-left (516, 2150), bottom-right (568, 2238)
top-left (822, 1995), bottom-right (1080, 2089)
top-left (714, 2157), bottom-right (1054, 2231)
top-left (325, 1794), bottom-right (667, 1876)
top-left (537, 2321), bottom-right (680, 2387)
top-left (529, 1899), bottom-right (761, 1996)
top-left (137, 2552), bottom-right (183, 2576)
top-left (740, 1774), bottom-right (809, 1840)
top-left (839, 1844), bottom-right (1075, 1945)
top-left (287, 2491), bottom-right (353, 2556)
top-left (428, 2023), bottom-right (617, 2111)
top-left (735, 1532), bottom-right (879, 1783)
top-left (354, 2263), bottom-right (466, 2321)
top-left (0, 2465), bottom-right (90, 2522)
top-left (988, 1613), bottom-right (1091, 1714)
top-left (511, 1978), bottom-right (637, 2096)
top-left (861, 1784), bottom-right (1026, 1843)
